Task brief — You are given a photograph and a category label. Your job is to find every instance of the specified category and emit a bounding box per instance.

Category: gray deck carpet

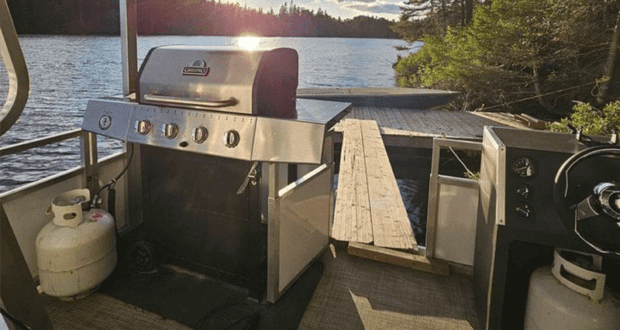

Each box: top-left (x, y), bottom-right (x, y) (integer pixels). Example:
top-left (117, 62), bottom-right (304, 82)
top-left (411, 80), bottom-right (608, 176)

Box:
top-left (44, 259), bottom-right (323, 330)
top-left (298, 246), bottom-right (482, 330)
top-left (43, 293), bottom-right (192, 330)
top-left (98, 258), bottom-right (322, 330)
top-left (43, 244), bottom-right (481, 330)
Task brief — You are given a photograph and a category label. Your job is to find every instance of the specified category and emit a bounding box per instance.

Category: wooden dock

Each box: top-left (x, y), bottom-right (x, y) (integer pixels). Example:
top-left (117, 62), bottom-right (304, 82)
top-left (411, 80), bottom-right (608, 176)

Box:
top-left (332, 119), bottom-right (417, 250)
top-left (335, 106), bottom-right (529, 140)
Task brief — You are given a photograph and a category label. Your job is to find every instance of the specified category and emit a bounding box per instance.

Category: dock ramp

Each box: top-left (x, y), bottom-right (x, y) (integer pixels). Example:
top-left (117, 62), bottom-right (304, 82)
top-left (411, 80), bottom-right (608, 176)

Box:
top-left (332, 119), bottom-right (417, 250)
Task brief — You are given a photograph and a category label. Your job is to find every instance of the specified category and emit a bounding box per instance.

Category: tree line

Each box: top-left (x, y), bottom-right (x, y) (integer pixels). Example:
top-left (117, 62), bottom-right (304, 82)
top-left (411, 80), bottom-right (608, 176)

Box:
top-left (392, 0), bottom-right (620, 120)
top-left (7, 0), bottom-right (397, 38)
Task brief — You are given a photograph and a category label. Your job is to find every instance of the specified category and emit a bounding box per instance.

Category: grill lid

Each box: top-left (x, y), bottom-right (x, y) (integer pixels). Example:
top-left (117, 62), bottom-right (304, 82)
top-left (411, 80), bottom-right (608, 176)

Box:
top-left (138, 46), bottom-right (298, 118)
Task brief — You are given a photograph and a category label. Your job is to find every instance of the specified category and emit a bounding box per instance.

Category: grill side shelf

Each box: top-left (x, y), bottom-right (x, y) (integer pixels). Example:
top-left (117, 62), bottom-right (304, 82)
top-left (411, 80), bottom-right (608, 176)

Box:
top-left (82, 99), bottom-right (133, 141)
top-left (252, 117), bottom-right (325, 164)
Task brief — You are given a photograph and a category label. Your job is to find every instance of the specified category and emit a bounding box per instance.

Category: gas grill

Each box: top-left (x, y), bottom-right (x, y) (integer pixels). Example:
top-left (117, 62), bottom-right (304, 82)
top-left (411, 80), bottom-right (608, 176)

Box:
top-left (82, 46), bottom-right (351, 302)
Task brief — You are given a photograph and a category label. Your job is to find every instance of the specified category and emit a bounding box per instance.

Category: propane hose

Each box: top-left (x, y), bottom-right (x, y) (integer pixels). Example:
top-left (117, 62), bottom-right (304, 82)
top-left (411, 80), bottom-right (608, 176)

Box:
top-left (91, 143), bottom-right (135, 211)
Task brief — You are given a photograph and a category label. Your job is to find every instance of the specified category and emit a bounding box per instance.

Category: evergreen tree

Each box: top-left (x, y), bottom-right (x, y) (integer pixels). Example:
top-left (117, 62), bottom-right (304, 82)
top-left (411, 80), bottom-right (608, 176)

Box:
top-left (393, 0), bottom-right (620, 117)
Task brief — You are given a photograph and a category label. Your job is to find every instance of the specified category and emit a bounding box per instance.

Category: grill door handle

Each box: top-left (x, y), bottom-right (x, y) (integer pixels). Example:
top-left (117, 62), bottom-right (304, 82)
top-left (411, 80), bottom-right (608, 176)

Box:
top-left (143, 94), bottom-right (238, 108)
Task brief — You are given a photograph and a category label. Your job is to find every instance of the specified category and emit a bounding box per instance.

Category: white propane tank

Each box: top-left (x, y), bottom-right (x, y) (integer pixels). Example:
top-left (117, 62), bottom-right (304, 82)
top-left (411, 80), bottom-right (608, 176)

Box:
top-left (524, 249), bottom-right (620, 330)
top-left (35, 189), bottom-right (116, 300)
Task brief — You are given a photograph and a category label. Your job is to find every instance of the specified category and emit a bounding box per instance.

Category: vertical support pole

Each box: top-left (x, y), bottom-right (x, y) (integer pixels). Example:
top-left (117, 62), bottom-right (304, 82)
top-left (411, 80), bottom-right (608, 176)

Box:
top-left (425, 138), bottom-right (441, 258)
top-left (266, 162), bottom-right (280, 303)
top-left (323, 130), bottom-right (335, 235)
top-left (126, 143), bottom-right (143, 230)
top-left (120, 0), bottom-right (138, 98)
top-left (81, 131), bottom-right (99, 197)
top-left (120, 0), bottom-right (139, 229)
top-left (266, 162), bottom-right (288, 303)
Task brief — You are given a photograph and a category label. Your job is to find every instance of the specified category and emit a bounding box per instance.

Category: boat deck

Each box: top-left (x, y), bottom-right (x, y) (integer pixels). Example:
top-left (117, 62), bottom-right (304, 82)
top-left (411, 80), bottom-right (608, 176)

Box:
top-left (299, 247), bottom-right (480, 330)
top-left (43, 245), bottom-right (481, 330)
top-left (8, 96), bottom-right (528, 330)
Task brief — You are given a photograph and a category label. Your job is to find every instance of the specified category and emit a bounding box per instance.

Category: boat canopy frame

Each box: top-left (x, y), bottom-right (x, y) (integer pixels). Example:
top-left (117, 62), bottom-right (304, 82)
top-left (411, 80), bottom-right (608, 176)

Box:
top-left (0, 0), bottom-right (29, 137)
top-left (120, 0), bottom-right (138, 99)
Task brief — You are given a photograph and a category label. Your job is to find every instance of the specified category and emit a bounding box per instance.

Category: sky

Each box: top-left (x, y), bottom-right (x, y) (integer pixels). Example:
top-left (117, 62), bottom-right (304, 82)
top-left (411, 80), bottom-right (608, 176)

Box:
top-left (239, 0), bottom-right (404, 21)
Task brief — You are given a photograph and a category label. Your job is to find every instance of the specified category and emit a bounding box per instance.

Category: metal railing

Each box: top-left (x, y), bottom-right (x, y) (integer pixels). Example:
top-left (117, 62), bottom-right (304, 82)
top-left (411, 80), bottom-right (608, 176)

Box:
top-left (0, 0), bottom-right (29, 137)
top-left (0, 129), bottom-right (82, 156)
top-left (0, 130), bottom-right (120, 203)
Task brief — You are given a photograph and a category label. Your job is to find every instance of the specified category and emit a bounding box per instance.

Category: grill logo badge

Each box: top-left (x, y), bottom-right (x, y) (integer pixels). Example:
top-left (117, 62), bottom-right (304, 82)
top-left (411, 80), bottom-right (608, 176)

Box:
top-left (183, 60), bottom-right (210, 76)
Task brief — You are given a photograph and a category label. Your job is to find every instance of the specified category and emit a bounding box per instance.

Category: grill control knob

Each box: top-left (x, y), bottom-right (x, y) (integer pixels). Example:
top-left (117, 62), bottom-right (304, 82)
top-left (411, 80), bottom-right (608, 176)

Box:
top-left (192, 126), bottom-right (208, 143)
top-left (224, 130), bottom-right (240, 148)
top-left (162, 123), bottom-right (179, 139)
top-left (135, 120), bottom-right (152, 135)
top-left (99, 115), bottom-right (112, 130)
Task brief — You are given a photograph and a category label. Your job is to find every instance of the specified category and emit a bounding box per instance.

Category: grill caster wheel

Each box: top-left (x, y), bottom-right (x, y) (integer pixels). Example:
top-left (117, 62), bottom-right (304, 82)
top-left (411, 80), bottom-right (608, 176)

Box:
top-left (129, 241), bottom-right (157, 273)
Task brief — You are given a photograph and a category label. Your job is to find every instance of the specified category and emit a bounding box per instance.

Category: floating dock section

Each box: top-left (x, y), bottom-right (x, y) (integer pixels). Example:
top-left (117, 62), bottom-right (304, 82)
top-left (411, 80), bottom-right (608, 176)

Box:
top-left (299, 87), bottom-right (530, 148)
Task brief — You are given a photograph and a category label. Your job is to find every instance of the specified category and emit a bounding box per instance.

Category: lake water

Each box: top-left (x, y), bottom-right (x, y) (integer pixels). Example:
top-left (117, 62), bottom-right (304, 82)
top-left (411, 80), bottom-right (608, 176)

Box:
top-left (0, 35), bottom-right (417, 192)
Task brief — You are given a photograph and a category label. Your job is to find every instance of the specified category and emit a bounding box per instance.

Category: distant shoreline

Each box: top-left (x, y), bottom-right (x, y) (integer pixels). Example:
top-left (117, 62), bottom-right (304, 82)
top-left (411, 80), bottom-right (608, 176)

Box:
top-left (16, 33), bottom-right (401, 40)
top-left (8, 0), bottom-right (398, 39)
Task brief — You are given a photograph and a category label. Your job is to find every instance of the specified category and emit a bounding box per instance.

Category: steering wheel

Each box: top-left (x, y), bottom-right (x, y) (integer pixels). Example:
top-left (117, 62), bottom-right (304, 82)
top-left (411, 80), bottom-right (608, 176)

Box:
top-left (554, 145), bottom-right (620, 256)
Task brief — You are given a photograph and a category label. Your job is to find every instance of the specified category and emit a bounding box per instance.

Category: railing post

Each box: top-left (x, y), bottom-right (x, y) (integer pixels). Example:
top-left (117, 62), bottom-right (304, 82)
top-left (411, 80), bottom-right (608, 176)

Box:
top-left (120, 0), bottom-right (138, 98)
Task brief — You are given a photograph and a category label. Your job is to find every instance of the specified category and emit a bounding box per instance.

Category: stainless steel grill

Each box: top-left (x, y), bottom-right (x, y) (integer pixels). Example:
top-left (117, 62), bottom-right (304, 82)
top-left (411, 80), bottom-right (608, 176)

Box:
top-left (138, 46), bottom-right (298, 118)
top-left (82, 46), bottom-right (351, 302)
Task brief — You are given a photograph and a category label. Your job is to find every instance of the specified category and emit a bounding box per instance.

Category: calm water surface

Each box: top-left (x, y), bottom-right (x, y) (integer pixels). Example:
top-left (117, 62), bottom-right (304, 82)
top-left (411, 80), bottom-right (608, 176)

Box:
top-left (0, 35), bottom-right (417, 192)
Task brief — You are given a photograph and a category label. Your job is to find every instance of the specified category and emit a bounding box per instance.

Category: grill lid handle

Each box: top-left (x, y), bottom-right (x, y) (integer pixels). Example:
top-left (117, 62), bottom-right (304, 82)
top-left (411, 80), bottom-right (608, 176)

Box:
top-left (143, 94), bottom-right (238, 108)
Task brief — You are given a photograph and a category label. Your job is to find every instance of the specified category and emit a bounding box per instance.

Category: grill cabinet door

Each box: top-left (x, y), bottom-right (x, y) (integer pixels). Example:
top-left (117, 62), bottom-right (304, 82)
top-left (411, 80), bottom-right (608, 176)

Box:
top-left (267, 163), bottom-right (333, 302)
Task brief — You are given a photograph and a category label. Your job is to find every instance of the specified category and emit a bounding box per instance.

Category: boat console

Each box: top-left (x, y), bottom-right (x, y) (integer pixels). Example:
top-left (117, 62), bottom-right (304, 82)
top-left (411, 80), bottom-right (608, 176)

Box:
top-left (476, 126), bottom-right (620, 329)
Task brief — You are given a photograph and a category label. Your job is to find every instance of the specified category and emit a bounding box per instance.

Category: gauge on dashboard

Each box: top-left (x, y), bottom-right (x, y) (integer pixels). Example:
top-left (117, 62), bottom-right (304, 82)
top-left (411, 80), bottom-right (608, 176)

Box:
top-left (511, 157), bottom-right (537, 179)
top-left (516, 185), bottom-right (531, 199)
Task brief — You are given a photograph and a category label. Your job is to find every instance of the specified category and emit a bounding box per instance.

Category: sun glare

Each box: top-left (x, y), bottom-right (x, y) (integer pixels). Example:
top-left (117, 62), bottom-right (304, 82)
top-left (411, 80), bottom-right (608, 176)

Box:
top-left (238, 36), bottom-right (260, 50)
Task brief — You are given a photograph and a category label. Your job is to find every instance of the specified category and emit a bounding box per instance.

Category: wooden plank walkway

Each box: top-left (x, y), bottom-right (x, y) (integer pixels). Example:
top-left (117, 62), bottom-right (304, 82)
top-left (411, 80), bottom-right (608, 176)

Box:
top-left (334, 107), bottom-right (530, 139)
top-left (332, 120), bottom-right (373, 244)
top-left (333, 119), bottom-right (417, 250)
